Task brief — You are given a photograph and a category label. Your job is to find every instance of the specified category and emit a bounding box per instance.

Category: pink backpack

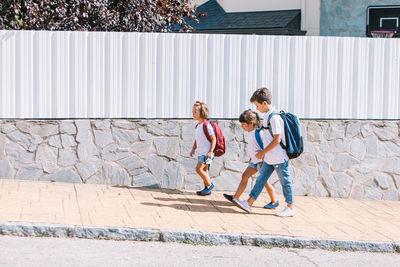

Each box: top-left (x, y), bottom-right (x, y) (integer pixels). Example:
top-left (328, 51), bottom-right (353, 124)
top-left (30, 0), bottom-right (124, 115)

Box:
top-left (202, 120), bottom-right (226, 157)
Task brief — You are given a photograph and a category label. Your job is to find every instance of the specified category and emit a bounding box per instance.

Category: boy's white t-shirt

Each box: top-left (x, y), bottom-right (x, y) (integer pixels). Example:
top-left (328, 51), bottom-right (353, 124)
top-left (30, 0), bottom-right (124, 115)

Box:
top-left (195, 122), bottom-right (215, 156)
top-left (262, 110), bottom-right (289, 165)
top-left (246, 130), bottom-right (263, 164)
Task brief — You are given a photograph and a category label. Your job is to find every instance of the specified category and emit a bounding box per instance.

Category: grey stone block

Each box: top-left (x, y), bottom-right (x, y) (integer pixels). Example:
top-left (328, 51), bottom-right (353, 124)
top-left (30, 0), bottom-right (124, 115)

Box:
top-left (16, 122), bottom-right (59, 137)
top-left (331, 153), bottom-right (359, 172)
top-left (93, 120), bottom-right (111, 130)
top-left (184, 174), bottom-right (204, 190)
top-left (132, 172), bottom-right (159, 188)
top-left (181, 123), bottom-right (196, 141)
top-left (111, 126), bottom-right (139, 147)
top-left (164, 121), bottom-right (180, 136)
top-left (203, 233), bottom-right (242, 245)
top-left (138, 128), bottom-right (153, 141)
top-left (60, 121), bottom-right (77, 135)
top-left (78, 143), bottom-right (99, 162)
top-left (58, 149), bottom-right (78, 167)
top-left (382, 159), bottom-right (400, 175)
top-left (146, 122), bottom-right (165, 136)
top-left (93, 130), bottom-right (113, 148)
top-left (131, 140), bottom-right (152, 159)
top-left (75, 120), bottom-right (92, 143)
top-left (15, 165), bottom-right (43, 180)
top-left (7, 130), bottom-right (31, 150)
top-left (75, 160), bottom-right (102, 181)
top-left (0, 133), bottom-right (6, 159)
top-left (119, 155), bottom-right (147, 176)
top-left (154, 137), bottom-right (179, 159)
top-left (373, 123), bottom-right (397, 141)
top-left (36, 144), bottom-right (58, 173)
top-left (112, 120), bottom-right (138, 130)
top-left (346, 121), bottom-right (361, 138)
top-left (2, 123), bottom-right (17, 134)
top-left (160, 230), bottom-right (203, 243)
top-left (48, 135), bottom-right (62, 148)
top-left (162, 161), bottom-right (183, 189)
top-left (0, 160), bottom-right (14, 179)
top-left (147, 155), bottom-right (167, 182)
top-left (0, 222), bottom-right (399, 253)
top-left (102, 145), bottom-right (130, 161)
top-left (95, 164), bottom-right (131, 186)
top-left (5, 143), bottom-right (34, 167)
top-left (40, 169), bottom-right (82, 183)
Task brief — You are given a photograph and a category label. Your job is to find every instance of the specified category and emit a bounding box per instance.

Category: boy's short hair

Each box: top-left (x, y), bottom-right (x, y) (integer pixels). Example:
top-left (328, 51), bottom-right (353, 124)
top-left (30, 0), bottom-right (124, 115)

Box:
top-left (193, 101), bottom-right (209, 119)
top-left (250, 88), bottom-right (272, 104)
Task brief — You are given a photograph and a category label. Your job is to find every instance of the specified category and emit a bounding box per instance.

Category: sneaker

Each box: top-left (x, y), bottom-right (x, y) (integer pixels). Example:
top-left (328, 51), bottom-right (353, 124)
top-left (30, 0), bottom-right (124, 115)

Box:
top-left (276, 206), bottom-right (296, 217)
top-left (197, 183), bottom-right (214, 196)
top-left (223, 193), bottom-right (233, 202)
top-left (264, 201), bottom-right (279, 209)
top-left (232, 198), bottom-right (251, 213)
top-left (196, 186), bottom-right (207, 195)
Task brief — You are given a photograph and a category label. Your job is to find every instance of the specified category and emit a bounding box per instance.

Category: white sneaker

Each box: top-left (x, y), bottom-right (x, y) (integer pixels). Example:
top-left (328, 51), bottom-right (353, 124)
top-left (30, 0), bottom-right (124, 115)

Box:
top-left (276, 206), bottom-right (296, 217)
top-left (232, 198), bottom-right (251, 213)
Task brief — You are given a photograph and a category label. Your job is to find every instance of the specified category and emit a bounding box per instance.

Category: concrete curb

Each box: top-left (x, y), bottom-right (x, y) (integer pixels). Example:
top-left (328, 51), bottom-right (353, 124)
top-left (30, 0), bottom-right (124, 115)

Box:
top-left (0, 222), bottom-right (398, 253)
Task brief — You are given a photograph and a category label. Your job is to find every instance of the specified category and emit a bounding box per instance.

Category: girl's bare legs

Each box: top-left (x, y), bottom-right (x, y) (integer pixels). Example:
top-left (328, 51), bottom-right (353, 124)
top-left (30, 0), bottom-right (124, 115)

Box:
top-left (265, 181), bottom-right (277, 203)
top-left (233, 167), bottom-right (258, 199)
top-left (196, 162), bottom-right (211, 187)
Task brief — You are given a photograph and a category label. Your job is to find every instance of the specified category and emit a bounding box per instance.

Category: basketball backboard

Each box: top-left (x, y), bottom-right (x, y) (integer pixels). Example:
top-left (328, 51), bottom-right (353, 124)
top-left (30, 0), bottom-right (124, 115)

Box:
top-left (367, 5), bottom-right (400, 37)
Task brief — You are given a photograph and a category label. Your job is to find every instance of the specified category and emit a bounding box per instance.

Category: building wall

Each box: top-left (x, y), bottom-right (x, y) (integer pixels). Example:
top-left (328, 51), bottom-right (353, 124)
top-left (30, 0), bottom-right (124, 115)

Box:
top-left (302, 0), bottom-right (321, 36)
top-left (216, 0), bottom-right (302, 12)
top-left (192, 0), bottom-right (320, 36)
top-left (1, 119), bottom-right (399, 201)
top-left (320, 0), bottom-right (400, 37)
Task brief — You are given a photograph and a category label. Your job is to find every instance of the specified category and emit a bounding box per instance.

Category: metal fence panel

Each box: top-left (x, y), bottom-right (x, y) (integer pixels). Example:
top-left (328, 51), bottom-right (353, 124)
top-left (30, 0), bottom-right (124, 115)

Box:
top-left (1, 30), bottom-right (399, 119)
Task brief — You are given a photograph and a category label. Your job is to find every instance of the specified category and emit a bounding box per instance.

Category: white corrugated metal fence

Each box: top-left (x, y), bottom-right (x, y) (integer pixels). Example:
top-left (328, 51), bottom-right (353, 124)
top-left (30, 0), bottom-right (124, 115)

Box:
top-left (0, 30), bottom-right (399, 119)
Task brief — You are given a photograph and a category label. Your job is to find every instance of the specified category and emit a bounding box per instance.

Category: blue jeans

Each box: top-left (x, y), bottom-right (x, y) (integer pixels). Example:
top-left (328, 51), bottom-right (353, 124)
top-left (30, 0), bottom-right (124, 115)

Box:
top-left (249, 161), bottom-right (294, 204)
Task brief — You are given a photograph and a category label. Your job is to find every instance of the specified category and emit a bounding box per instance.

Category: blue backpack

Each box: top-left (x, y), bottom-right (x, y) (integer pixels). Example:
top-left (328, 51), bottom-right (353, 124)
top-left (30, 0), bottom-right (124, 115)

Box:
top-left (265, 111), bottom-right (303, 159)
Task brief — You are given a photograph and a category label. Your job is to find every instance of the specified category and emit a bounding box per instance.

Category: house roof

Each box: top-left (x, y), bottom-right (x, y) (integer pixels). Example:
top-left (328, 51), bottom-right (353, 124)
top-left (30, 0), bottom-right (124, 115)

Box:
top-left (185, 0), bottom-right (306, 35)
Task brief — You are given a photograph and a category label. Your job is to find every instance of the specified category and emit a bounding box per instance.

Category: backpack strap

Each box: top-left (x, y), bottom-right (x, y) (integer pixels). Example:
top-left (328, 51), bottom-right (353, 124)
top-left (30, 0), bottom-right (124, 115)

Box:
top-left (265, 111), bottom-right (286, 149)
top-left (202, 120), bottom-right (212, 143)
top-left (255, 128), bottom-right (264, 150)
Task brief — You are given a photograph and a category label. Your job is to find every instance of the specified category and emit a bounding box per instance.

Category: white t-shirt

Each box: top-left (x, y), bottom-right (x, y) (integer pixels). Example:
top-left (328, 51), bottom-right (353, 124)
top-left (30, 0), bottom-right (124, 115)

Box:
top-left (195, 122), bottom-right (215, 156)
top-left (246, 130), bottom-right (263, 164)
top-left (262, 110), bottom-right (289, 165)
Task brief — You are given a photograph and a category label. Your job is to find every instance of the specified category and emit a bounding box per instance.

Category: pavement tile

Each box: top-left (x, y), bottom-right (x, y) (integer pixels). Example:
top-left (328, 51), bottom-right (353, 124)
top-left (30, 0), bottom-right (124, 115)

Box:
top-left (0, 179), bottom-right (399, 243)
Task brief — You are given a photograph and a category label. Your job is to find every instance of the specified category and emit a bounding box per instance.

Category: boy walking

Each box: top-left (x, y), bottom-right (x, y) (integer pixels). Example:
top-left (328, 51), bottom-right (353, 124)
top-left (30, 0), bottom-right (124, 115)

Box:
top-left (233, 88), bottom-right (296, 217)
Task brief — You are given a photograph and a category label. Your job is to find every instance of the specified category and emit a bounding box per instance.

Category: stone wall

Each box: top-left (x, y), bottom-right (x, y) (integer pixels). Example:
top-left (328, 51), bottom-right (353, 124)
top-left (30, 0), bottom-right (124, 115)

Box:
top-left (0, 119), bottom-right (399, 201)
top-left (320, 0), bottom-right (400, 37)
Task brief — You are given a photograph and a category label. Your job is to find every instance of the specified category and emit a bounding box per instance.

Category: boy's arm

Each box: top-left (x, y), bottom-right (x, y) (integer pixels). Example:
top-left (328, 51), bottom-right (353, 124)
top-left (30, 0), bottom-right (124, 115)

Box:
top-left (255, 134), bottom-right (281, 159)
top-left (206, 134), bottom-right (216, 158)
top-left (190, 140), bottom-right (197, 157)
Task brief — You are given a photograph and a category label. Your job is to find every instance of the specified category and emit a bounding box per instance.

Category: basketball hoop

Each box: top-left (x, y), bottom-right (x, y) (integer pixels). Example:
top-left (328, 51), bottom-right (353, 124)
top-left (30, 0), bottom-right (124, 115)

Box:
top-left (371, 30), bottom-right (395, 38)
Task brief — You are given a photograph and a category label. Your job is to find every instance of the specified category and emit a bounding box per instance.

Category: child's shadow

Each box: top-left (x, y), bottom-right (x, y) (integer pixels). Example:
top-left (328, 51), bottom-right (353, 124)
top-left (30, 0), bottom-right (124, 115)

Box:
top-left (141, 197), bottom-right (275, 216)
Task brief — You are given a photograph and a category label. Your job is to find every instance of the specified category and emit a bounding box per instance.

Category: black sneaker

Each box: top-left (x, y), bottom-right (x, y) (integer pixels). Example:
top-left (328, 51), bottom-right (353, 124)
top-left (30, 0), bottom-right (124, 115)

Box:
top-left (223, 193), bottom-right (234, 202)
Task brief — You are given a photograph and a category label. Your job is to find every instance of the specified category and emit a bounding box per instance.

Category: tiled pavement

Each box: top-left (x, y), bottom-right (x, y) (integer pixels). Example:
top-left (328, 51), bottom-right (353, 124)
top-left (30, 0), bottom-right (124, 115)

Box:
top-left (0, 179), bottom-right (399, 243)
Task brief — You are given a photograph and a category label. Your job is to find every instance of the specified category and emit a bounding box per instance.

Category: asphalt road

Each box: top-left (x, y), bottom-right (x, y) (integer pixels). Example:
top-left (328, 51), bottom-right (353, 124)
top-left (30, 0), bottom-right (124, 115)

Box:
top-left (0, 235), bottom-right (399, 267)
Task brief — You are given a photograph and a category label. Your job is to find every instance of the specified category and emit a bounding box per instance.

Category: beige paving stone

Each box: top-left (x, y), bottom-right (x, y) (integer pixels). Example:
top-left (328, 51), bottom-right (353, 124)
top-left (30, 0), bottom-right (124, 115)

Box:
top-left (0, 179), bottom-right (399, 243)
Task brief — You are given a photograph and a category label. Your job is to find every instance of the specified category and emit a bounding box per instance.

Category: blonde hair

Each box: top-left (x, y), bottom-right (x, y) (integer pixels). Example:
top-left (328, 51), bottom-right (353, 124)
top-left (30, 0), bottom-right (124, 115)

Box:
top-left (193, 101), bottom-right (209, 119)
